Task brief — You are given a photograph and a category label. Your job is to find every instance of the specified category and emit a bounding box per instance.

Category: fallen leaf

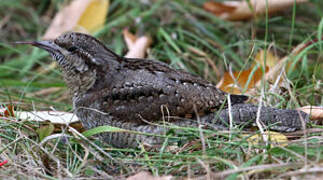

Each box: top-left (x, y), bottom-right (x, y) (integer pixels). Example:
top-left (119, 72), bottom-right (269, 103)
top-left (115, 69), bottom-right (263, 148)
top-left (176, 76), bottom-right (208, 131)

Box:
top-left (17, 111), bottom-right (84, 132)
top-left (218, 37), bottom-right (318, 95)
top-left (0, 105), bottom-right (14, 117)
top-left (43, 0), bottom-right (109, 40)
top-left (37, 123), bottom-right (55, 141)
top-left (123, 29), bottom-right (152, 58)
top-left (217, 50), bottom-right (277, 94)
top-left (203, 2), bottom-right (236, 17)
top-left (76, 0), bottom-right (109, 32)
top-left (216, 66), bottom-right (268, 94)
top-left (253, 49), bottom-right (279, 68)
top-left (298, 106), bottom-right (323, 121)
top-left (247, 131), bottom-right (288, 147)
top-left (204, 0), bottom-right (308, 21)
top-left (251, 38), bottom-right (322, 92)
top-left (1, 107), bottom-right (83, 132)
top-left (17, 111), bottom-right (79, 124)
top-left (126, 171), bottom-right (172, 180)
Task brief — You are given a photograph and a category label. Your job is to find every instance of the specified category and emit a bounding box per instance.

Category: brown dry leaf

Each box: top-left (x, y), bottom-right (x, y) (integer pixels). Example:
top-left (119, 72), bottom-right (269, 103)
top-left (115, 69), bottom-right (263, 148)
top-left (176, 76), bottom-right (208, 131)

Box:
top-left (247, 131), bottom-right (288, 147)
top-left (251, 38), bottom-right (318, 92)
top-left (123, 29), bottom-right (152, 58)
top-left (126, 171), bottom-right (172, 180)
top-left (0, 105), bottom-right (15, 117)
top-left (219, 38), bottom-right (321, 95)
top-left (217, 50), bottom-right (278, 94)
top-left (298, 106), bottom-right (323, 121)
top-left (216, 67), bottom-right (267, 94)
top-left (43, 0), bottom-right (109, 40)
top-left (204, 0), bottom-right (308, 21)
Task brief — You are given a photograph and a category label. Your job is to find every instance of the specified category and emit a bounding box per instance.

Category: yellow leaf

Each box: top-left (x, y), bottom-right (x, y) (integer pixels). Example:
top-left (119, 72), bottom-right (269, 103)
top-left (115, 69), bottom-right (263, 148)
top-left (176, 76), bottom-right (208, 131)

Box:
top-left (217, 67), bottom-right (268, 94)
top-left (254, 50), bottom-right (279, 68)
top-left (217, 50), bottom-right (278, 94)
top-left (43, 0), bottom-right (109, 40)
top-left (247, 131), bottom-right (288, 147)
top-left (76, 0), bottom-right (109, 33)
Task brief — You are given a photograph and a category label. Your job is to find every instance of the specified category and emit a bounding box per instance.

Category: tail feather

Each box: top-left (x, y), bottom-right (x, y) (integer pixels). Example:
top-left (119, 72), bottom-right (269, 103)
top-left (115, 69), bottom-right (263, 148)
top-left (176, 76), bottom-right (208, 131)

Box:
top-left (202, 103), bottom-right (309, 132)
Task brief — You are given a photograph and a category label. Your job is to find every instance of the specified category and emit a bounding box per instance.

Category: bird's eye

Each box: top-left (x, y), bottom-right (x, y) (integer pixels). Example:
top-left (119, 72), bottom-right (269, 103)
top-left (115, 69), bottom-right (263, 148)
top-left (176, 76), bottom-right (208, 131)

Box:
top-left (67, 46), bottom-right (77, 52)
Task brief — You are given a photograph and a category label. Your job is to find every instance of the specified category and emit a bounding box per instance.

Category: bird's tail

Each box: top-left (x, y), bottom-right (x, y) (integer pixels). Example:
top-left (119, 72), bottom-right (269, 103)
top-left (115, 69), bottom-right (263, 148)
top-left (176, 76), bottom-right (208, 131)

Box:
top-left (202, 103), bottom-right (309, 132)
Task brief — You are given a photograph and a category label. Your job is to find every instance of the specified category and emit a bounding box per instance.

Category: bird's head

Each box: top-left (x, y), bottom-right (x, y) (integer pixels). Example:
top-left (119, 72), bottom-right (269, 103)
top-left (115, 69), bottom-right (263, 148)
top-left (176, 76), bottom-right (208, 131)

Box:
top-left (16, 32), bottom-right (121, 95)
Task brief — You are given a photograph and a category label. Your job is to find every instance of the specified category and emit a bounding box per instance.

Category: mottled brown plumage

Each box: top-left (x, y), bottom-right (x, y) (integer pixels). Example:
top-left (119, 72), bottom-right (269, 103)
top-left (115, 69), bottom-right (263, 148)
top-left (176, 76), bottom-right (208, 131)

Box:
top-left (18, 32), bottom-right (308, 148)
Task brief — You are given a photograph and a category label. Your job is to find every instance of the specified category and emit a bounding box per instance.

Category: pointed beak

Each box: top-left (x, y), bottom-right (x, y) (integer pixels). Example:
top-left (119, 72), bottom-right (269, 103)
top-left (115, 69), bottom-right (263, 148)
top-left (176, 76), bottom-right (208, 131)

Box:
top-left (14, 40), bottom-right (61, 53)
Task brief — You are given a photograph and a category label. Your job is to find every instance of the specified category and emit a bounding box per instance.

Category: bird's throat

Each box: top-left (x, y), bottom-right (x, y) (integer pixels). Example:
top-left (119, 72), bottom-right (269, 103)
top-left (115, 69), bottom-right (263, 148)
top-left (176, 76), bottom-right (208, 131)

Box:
top-left (62, 68), bottom-right (97, 96)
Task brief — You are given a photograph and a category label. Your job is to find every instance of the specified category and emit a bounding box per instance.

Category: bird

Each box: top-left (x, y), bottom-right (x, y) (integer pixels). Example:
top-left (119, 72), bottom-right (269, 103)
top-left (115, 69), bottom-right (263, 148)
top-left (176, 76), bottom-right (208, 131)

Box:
top-left (16, 32), bottom-right (308, 148)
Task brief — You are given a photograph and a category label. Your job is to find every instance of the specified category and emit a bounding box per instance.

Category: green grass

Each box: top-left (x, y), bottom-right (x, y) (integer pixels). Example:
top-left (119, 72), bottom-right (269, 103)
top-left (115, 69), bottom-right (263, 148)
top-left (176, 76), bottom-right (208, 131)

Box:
top-left (0, 0), bottom-right (322, 179)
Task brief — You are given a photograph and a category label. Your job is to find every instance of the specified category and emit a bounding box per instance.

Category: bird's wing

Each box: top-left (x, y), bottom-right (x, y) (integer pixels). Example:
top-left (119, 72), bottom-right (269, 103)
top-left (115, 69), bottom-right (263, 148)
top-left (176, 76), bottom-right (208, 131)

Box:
top-left (94, 58), bottom-right (247, 123)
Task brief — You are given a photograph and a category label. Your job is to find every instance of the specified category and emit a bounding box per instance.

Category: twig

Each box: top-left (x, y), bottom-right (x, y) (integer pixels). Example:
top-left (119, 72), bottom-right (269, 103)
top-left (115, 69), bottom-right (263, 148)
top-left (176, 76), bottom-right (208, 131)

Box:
top-left (255, 89), bottom-right (268, 145)
top-left (227, 94), bottom-right (233, 141)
